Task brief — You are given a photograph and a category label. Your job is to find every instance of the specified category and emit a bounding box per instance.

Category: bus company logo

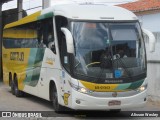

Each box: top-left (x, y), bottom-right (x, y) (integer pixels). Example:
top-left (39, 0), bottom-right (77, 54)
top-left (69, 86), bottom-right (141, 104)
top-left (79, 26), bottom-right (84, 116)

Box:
top-left (95, 86), bottom-right (110, 90)
top-left (10, 52), bottom-right (24, 61)
top-left (112, 92), bottom-right (118, 97)
top-left (46, 57), bottom-right (55, 65)
top-left (2, 112), bottom-right (11, 117)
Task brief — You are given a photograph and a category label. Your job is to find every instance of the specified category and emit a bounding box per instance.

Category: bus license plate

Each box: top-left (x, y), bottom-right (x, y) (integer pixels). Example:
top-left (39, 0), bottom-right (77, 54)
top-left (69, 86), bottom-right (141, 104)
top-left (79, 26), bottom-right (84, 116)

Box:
top-left (108, 100), bottom-right (121, 106)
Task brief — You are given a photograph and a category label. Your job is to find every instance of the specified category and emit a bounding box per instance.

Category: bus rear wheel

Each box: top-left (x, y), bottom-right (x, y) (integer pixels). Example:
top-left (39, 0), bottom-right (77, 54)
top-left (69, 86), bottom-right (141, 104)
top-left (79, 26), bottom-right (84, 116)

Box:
top-left (13, 75), bottom-right (24, 97)
top-left (52, 86), bottom-right (63, 113)
top-left (11, 81), bottom-right (15, 95)
top-left (9, 74), bottom-right (15, 95)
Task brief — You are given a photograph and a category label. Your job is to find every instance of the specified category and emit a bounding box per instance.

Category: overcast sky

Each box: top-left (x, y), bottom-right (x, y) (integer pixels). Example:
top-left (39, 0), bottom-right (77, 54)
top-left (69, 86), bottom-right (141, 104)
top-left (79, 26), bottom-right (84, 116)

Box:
top-left (2, 0), bottom-right (136, 14)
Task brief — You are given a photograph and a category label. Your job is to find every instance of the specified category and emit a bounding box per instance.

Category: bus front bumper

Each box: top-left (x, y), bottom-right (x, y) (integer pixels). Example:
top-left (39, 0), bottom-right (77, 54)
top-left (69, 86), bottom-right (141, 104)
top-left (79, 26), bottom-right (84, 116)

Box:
top-left (71, 89), bottom-right (147, 110)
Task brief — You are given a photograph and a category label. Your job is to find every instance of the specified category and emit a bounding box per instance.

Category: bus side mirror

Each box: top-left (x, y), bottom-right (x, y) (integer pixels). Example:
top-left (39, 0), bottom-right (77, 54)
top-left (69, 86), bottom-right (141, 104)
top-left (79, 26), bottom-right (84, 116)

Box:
top-left (142, 28), bottom-right (156, 52)
top-left (61, 27), bottom-right (74, 54)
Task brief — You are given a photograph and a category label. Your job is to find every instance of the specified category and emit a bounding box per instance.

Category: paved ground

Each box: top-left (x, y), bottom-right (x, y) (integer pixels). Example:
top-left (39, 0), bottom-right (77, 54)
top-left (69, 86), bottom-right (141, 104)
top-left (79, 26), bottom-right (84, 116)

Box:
top-left (0, 82), bottom-right (160, 120)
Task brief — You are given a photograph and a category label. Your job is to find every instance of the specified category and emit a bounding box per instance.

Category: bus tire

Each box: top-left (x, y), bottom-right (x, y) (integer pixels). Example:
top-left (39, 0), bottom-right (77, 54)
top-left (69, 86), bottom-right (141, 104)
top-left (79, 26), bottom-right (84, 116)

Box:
top-left (52, 85), bottom-right (63, 113)
top-left (9, 73), bottom-right (12, 86)
top-left (14, 75), bottom-right (24, 97)
top-left (11, 81), bottom-right (15, 95)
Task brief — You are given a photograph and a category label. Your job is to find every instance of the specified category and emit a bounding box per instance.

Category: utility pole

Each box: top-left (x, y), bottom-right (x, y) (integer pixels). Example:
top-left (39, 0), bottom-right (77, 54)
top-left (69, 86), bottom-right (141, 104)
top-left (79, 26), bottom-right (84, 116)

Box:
top-left (18, 0), bottom-right (23, 19)
top-left (42, 0), bottom-right (51, 9)
top-left (0, 3), bottom-right (3, 79)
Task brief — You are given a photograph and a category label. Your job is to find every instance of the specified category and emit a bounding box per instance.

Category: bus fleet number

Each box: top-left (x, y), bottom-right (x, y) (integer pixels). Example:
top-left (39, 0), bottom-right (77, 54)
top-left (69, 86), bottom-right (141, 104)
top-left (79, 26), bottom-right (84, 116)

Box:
top-left (10, 52), bottom-right (24, 61)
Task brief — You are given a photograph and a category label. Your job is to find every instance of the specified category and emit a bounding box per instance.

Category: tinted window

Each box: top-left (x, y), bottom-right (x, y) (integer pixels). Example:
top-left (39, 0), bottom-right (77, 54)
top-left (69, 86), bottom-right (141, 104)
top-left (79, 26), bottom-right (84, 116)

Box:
top-left (3, 18), bottom-right (56, 54)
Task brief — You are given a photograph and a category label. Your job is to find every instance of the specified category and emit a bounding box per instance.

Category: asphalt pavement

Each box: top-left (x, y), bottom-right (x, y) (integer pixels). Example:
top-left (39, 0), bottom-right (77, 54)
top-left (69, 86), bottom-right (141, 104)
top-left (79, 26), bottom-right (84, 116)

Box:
top-left (0, 82), bottom-right (160, 120)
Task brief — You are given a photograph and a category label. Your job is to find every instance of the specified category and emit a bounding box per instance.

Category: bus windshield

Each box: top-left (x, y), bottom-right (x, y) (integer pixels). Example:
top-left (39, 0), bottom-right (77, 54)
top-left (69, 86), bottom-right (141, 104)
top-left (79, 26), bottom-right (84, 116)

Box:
top-left (71, 22), bottom-right (146, 81)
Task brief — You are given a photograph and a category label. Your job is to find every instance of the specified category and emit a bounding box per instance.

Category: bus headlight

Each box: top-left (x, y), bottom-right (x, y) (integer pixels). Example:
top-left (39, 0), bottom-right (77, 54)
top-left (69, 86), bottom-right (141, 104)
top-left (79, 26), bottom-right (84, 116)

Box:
top-left (69, 82), bottom-right (93, 94)
top-left (79, 87), bottom-right (87, 93)
top-left (137, 84), bottom-right (148, 92)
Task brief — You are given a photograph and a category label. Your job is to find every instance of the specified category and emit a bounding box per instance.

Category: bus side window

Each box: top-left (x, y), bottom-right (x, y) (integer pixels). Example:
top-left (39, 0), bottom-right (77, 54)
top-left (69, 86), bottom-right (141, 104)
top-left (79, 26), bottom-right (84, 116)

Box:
top-left (37, 22), bottom-right (44, 47)
top-left (37, 20), bottom-right (49, 48)
top-left (48, 33), bottom-right (56, 54)
top-left (47, 19), bottom-right (56, 54)
top-left (61, 34), bottom-right (70, 71)
top-left (55, 16), bottom-right (70, 72)
top-left (37, 18), bottom-right (56, 54)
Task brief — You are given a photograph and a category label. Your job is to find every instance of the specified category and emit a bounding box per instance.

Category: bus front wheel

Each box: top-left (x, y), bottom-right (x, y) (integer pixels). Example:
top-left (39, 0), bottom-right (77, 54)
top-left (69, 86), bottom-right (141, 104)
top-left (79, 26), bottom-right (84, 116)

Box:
top-left (52, 86), bottom-right (63, 113)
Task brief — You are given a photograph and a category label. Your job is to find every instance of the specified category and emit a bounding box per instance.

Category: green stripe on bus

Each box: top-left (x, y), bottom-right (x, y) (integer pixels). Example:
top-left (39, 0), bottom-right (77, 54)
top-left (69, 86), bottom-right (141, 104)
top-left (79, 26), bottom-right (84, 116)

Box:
top-left (24, 48), bottom-right (45, 87)
top-left (127, 79), bottom-right (144, 90)
top-left (115, 83), bottom-right (131, 90)
top-left (37, 12), bottom-right (54, 20)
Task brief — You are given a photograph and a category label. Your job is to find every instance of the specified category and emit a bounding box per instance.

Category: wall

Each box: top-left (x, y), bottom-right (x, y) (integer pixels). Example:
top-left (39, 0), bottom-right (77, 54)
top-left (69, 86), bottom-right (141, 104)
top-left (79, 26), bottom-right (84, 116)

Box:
top-left (145, 33), bottom-right (160, 62)
top-left (2, 8), bottom-right (27, 27)
top-left (138, 12), bottom-right (160, 61)
top-left (147, 62), bottom-right (160, 104)
top-left (138, 12), bottom-right (160, 32)
top-left (138, 13), bottom-right (160, 104)
top-left (145, 33), bottom-right (160, 104)
top-left (138, 12), bottom-right (160, 103)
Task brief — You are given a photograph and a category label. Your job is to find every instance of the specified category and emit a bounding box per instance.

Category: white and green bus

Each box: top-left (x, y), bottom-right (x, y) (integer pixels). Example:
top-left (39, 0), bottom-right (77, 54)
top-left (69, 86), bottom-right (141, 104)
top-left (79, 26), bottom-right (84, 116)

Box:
top-left (2, 3), bottom-right (155, 112)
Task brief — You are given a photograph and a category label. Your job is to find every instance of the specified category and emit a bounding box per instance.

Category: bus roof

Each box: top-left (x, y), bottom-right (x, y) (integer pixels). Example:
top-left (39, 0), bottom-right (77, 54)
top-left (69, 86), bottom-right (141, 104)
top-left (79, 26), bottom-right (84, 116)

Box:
top-left (4, 3), bottom-right (138, 29)
top-left (42, 3), bottom-right (138, 21)
top-left (4, 11), bottom-right (41, 29)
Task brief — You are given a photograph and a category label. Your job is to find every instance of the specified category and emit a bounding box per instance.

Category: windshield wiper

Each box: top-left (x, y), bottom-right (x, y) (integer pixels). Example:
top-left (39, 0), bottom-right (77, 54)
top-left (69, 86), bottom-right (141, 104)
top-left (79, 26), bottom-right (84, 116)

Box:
top-left (94, 55), bottom-right (133, 83)
top-left (93, 51), bottom-right (113, 83)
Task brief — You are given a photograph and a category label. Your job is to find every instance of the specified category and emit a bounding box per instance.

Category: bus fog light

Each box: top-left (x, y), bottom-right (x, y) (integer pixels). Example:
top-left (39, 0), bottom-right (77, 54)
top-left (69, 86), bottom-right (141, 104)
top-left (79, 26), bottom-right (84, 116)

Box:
top-left (76, 99), bottom-right (81, 104)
